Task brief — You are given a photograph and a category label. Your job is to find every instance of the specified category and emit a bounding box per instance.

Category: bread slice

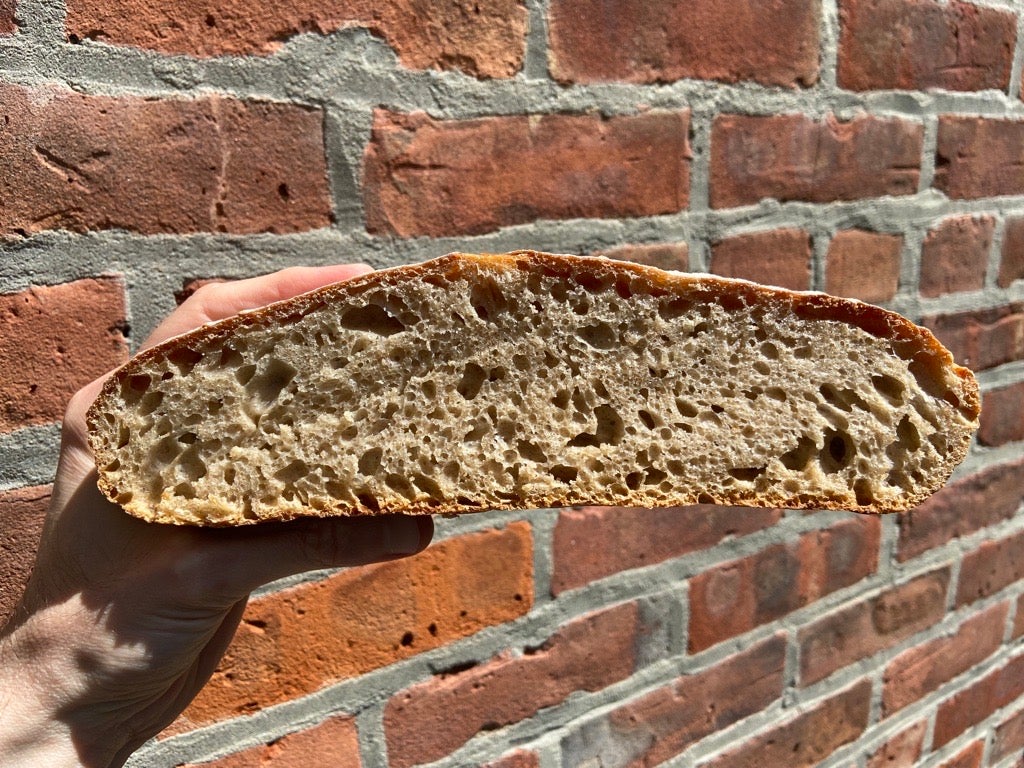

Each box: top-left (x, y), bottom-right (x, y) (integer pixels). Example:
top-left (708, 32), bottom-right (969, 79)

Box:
top-left (86, 251), bottom-right (979, 525)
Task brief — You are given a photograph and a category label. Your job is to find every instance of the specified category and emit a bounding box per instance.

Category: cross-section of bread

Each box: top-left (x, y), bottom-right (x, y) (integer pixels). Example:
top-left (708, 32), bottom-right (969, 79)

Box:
top-left (86, 251), bottom-right (980, 525)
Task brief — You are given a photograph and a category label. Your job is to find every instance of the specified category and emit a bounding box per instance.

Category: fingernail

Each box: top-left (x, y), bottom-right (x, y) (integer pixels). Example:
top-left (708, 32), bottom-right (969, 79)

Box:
top-left (383, 517), bottom-right (423, 555)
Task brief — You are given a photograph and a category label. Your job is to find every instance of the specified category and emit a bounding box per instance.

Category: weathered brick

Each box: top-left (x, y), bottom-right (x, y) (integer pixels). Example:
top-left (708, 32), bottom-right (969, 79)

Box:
top-left (0, 0), bottom-right (14, 34)
top-left (548, 0), bottom-right (818, 87)
top-left (919, 215), bottom-right (993, 297)
top-left (689, 516), bottom-right (879, 652)
top-left (993, 706), bottom-right (1024, 764)
top-left (1014, 594), bottom-right (1024, 639)
top-left (180, 715), bottom-right (359, 767)
top-left (825, 229), bottom-right (903, 302)
top-left (0, 278), bottom-right (128, 433)
top-left (935, 116), bottom-right (1024, 199)
top-left (171, 523), bottom-right (533, 733)
top-left (934, 651), bottom-right (1024, 748)
top-left (551, 504), bottom-right (781, 595)
top-left (865, 720), bottom-right (927, 768)
top-left (706, 680), bottom-right (872, 768)
top-left (482, 751), bottom-right (539, 768)
top-left (66, 0), bottom-right (527, 77)
top-left (838, 0), bottom-right (1016, 92)
top-left (710, 229), bottom-right (812, 290)
top-left (363, 110), bottom-right (691, 238)
top-left (921, 303), bottom-right (1024, 371)
top-left (1000, 216), bottom-right (1024, 288)
top-left (979, 382), bottom-right (1024, 447)
top-left (937, 741), bottom-right (984, 768)
top-left (0, 83), bottom-right (330, 237)
top-left (799, 568), bottom-right (949, 686)
top-left (711, 113), bottom-right (922, 209)
top-left (881, 600), bottom-right (1007, 715)
top-left (956, 529), bottom-right (1024, 607)
top-left (896, 458), bottom-right (1024, 562)
top-left (598, 243), bottom-right (690, 272)
top-left (0, 485), bottom-right (50, 625)
top-left (561, 634), bottom-right (786, 768)
top-left (384, 603), bottom-right (639, 768)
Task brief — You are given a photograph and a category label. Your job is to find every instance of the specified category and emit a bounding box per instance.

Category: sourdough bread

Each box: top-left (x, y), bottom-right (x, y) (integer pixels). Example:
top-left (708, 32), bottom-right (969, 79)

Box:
top-left (86, 251), bottom-right (980, 525)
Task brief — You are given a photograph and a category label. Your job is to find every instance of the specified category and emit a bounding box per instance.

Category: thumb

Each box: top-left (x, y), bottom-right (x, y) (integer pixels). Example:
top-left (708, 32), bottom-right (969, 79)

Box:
top-left (202, 515), bottom-right (433, 599)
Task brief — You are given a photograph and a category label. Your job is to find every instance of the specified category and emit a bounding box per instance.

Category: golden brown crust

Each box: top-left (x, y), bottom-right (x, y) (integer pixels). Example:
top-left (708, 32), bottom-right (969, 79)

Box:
top-left (87, 250), bottom-right (980, 525)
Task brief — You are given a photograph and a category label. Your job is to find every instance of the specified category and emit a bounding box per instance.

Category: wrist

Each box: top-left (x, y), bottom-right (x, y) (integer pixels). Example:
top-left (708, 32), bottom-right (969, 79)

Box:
top-left (0, 599), bottom-right (129, 768)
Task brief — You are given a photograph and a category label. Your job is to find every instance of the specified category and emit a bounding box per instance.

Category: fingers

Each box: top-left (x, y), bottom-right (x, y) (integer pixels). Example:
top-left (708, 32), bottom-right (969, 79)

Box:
top-left (141, 263), bottom-right (374, 351)
top-left (200, 515), bottom-right (434, 599)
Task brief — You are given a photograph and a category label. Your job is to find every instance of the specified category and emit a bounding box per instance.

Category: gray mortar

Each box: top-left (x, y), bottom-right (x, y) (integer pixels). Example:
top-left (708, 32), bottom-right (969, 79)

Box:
top-left (3, 1), bottom-right (1024, 766)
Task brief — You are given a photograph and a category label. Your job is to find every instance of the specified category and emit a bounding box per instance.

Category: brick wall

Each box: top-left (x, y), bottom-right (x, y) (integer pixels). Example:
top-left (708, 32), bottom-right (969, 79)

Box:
top-left (2, 0), bottom-right (1023, 766)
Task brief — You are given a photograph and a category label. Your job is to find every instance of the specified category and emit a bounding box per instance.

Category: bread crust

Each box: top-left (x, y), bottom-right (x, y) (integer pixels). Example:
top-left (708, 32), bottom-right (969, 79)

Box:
top-left (86, 251), bottom-right (980, 524)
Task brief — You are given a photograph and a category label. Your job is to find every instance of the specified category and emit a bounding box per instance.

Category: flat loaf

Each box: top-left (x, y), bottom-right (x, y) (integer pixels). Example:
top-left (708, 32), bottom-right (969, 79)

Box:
top-left (87, 251), bottom-right (980, 525)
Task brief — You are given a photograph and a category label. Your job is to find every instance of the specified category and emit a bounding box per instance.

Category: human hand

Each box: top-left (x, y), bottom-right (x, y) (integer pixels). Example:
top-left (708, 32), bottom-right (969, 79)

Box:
top-left (0, 265), bottom-right (433, 768)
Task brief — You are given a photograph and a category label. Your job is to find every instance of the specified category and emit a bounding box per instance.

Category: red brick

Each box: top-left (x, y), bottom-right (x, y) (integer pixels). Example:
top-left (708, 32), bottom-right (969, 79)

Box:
top-left (384, 603), bottom-right (639, 768)
top-left (482, 751), bottom-right (539, 768)
top-left (548, 0), bottom-right (818, 88)
top-left (598, 243), bottom-right (690, 272)
top-left (919, 215), bottom-right (993, 297)
top-left (0, 485), bottom-right (50, 626)
top-left (838, 0), bottom-right (1015, 92)
top-left (0, 83), bottom-right (330, 237)
top-left (956, 529), bottom-right (1024, 607)
top-left (1000, 217), bottom-right (1024, 289)
top-left (896, 458), bottom-right (1024, 562)
top-left (363, 110), bottom-right (691, 238)
top-left (66, 0), bottom-right (527, 77)
top-left (689, 516), bottom-right (879, 652)
top-left (937, 741), bottom-right (984, 768)
top-left (865, 720), bottom-right (927, 768)
top-left (934, 651), bottom-right (1024, 748)
top-left (921, 303), bottom-right (1024, 371)
top-left (551, 504), bottom-right (782, 595)
top-left (171, 522), bottom-right (533, 733)
top-left (881, 600), bottom-right (1007, 715)
top-left (1015, 594), bottom-right (1024, 639)
top-left (0, 278), bottom-right (128, 433)
top-left (711, 113), bottom-right (922, 209)
top-left (566, 634), bottom-right (786, 767)
top-left (979, 382), bottom-right (1024, 447)
top-left (935, 116), bottom-right (1024, 199)
top-left (993, 707), bottom-right (1024, 764)
top-left (799, 568), bottom-right (949, 686)
top-left (0, 0), bottom-right (14, 35)
top-left (707, 680), bottom-right (872, 768)
top-left (180, 715), bottom-right (359, 767)
top-left (825, 229), bottom-right (903, 302)
top-left (710, 229), bottom-right (812, 290)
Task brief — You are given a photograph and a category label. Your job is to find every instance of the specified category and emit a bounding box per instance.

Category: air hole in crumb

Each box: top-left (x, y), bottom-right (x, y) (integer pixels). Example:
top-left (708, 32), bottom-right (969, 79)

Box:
top-left (820, 429), bottom-right (854, 473)
top-left (575, 271), bottom-right (613, 293)
top-left (550, 465), bottom-right (578, 483)
top-left (469, 277), bottom-right (507, 321)
top-left (644, 468), bottom-right (668, 485)
top-left (168, 347), bottom-right (204, 375)
top-left (219, 346), bottom-right (245, 369)
top-left (854, 479), bottom-right (874, 506)
top-left (552, 390), bottom-right (571, 410)
top-left (122, 374), bottom-right (152, 404)
top-left (626, 471), bottom-right (643, 490)
top-left (117, 425), bottom-right (131, 448)
top-left (413, 474), bottom-right (443, 500)
top-left (357, 492), bottom-right (380, 512)
top-left (872, 374), bottom-right (905, 405)
top-left (173, 482), bottom-right (196, 499)
top-left (638, 410), bottom-right (656, 429)
top-left (235, 364), bottom-right (257, 386)
top-left (517, 439), bottom-right (547, 463)
top-left (246, 358), bottom-right (297, 407)
top-left (139, 391), bottom-right (164, 417)
top-left (728, 467), bottom-right (766, 482)
top-left (457, 362), bottom-right (486, 400)
top-left (340, 304), bottom-right (405, 336)
top-left (760, 342), bottom-right (779, 360)
top-left (275, 459), bottom-right (308, 485)
top-left (659, 297), bottom-right (692, 321)
top-left (577, 321), bottom-right (616, 349)
top-left (385, 474), bottom-right (417, 500)
top-left (675, 398), bottom-right (698, 418)
top-left (567, 404), bottom-right (624, 448)
top-left (897, 415), bottom-right (921, 451)
top-left (177, 432), bottom-right (198, 444)
top-left (780, 436), bottom-right (816, 471)
top-left (224, 466), bottom-right (236, 485)
top-left (753, 360), bottom-right (771, 376)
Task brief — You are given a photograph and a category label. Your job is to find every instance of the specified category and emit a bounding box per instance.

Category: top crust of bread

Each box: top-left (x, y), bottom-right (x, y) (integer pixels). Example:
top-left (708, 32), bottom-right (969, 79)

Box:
top-left (86, 251), bottom-right (979, 525)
